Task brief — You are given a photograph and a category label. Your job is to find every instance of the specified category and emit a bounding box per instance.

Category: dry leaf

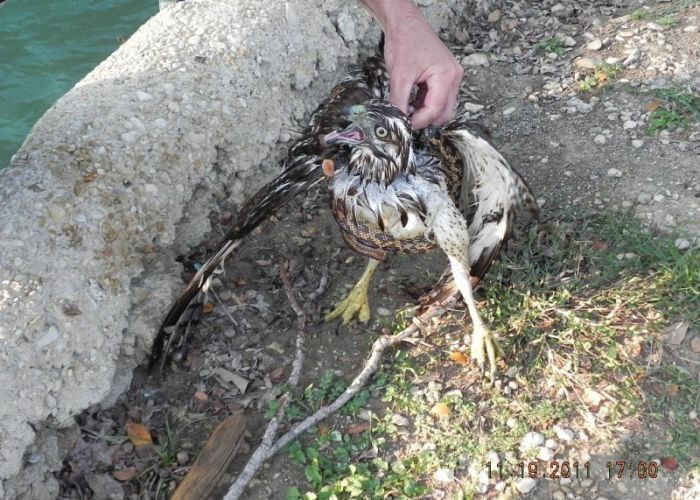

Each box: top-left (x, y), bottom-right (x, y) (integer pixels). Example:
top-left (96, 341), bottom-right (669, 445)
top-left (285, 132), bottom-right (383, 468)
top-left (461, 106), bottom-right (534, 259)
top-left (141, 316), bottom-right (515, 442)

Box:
top-left (666, 383), bottom-right (679, 397)
top-left (193, 391), bottom-right (208, 401)
top-left (322, 159), bottom-right (335, 177)
top-left (690, 336), bottom-right (700, 353)
top-left (591, 240), bottom-right (608, 251)
top-left (317, 425), bottom-right (330, 437)
top-left (645, 100), bottom-right (663, 112)
top-left (112, 467), bottom-right (137, 482)
top-left (269, 367), bottom-right (285, 383)
top-left (126, 421), bottom-right (152, 447)
top-left (202, 302), bottom-right (215, 314)
top-left (660, 456), bottom-right (679, 471)
top-left (430, 403), bottom-right (451, 419)
top-left (663, 321), bottom-right (689, 345)
top-left (448, 351), bottom-right (469, 366)
top-left (582, 388), bottom-right (603, 411)
top-left (346, 421), bottom-right (371, 435)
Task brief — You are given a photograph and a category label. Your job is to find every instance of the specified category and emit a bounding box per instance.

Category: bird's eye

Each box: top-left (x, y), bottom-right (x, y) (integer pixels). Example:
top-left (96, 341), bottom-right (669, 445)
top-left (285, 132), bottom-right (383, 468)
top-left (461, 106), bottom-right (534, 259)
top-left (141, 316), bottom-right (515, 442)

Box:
top-left (375, 126), bottom-right (388, 138)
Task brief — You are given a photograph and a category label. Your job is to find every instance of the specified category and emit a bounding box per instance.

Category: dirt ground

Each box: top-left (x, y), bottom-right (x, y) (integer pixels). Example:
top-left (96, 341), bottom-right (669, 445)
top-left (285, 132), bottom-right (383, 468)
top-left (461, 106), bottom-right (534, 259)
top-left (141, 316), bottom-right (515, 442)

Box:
top-left (58, 0), bottom-right (698, 499)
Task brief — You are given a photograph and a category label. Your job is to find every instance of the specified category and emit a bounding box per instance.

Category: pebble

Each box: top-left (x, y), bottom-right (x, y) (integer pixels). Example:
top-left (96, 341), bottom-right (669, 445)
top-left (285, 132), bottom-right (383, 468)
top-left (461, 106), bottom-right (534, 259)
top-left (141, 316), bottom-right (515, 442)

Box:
top-left (674, 238), bottom-right (690, 251)
top-left (594, 134), bottom-right (606, 144)
top-left (463, 102), bottom-right (485, 113)
top-left (391, 414), bottom-right (409, 426)
top-left (562, 36), bottom-right (576, 47)
top-left (688, 337), bottom-right (700, 356)
top-left (462, 53), bottom-right (490, 67)
top-left (653, 194), bottom-right (665, 202)
top-left (567, 97), bottom-right (593, 113)
top-left (433, 468), bottom-right (455, 483)
top-left (684, 25), bottom-right (699, 33)
top-left (632, 139), bottom-right (644, 148)
top-left (136, 91), bottom-right (153, 101)
top-left (120, 131), bottom-right (139, 142)
top-left (622, 200), bottom-right (633, 208)
top-left (520, 431), bottom-right (545, 451)
top-left (503, 107), bottom-right (516, 116)
top-left (587, 39), bottom-right (603, 51)
top-left (555, 427), bottom-right (575, 442)
top-left (553, 491), bottom-right (566, 500)
top-left (623, 120), bottom-right (637, 130)
top-left (538, 446), bottom-right (555, 461)
top-left (514, 477), bottom-right (537, 494)
top-left (545, 438), bottom-right (558, 449)
top-left (637, 193), bottom-right (652, 204)
top-left (376, 307), bottom-right (392, 317)
top-left (487, 10), bottom-right (501, 22)
top-left (607, 168), bottom-right (623, 178)
top-left (495, 481), bottom-right (507, 492)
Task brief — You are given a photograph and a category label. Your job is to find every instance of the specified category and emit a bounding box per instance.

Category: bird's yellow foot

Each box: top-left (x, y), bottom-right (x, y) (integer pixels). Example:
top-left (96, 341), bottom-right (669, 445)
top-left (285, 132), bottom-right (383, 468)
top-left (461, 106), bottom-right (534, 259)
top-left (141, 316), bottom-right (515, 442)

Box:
top-left (470, 324), bottom-right (503, 377)
top-left (325, 281), bottom-right (372, 324)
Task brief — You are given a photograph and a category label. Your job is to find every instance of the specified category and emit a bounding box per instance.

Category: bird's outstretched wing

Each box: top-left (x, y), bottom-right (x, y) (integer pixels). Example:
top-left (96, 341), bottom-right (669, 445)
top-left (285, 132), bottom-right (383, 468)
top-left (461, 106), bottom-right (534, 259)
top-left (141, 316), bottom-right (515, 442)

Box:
top-left (419, 118), bottom-right (539, 306)
top-left (150, 54), bottom-right (389, 371)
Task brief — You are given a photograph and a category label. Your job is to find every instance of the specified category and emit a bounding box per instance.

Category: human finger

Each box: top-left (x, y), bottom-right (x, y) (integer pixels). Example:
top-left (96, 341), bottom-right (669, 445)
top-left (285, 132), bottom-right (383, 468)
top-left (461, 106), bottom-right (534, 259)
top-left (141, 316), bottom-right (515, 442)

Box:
top-left (388, 72), bottom-right (413, 115)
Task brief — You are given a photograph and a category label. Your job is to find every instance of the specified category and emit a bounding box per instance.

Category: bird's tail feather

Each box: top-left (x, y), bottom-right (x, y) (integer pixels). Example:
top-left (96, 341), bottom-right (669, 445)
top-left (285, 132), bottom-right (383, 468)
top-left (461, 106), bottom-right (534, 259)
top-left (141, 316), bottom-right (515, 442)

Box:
top-left (149, 158), bottom-right (325, 370)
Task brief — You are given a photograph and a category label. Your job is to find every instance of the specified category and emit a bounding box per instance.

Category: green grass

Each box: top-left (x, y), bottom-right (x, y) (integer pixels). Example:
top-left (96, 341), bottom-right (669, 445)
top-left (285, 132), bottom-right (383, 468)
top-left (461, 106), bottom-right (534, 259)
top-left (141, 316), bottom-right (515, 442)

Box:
top-left (578, 63), bottom-right (623, 92)
top-left (644, 87), bottom-right (700, 134)
top-left (657, 14), bottom-right (678, 27)
top-left (536, 36), bottom-right (566, 57)
top-left (631, 9), bottom-right (650, 20)
top-left (284, 213), bottom-right (699, 497)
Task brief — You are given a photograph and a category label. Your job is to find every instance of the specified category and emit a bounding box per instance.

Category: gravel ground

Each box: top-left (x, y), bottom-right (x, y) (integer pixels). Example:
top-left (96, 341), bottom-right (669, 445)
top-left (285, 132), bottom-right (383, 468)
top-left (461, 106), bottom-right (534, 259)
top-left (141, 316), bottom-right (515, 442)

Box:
top-left (57, 1), bottom-right (698, 499)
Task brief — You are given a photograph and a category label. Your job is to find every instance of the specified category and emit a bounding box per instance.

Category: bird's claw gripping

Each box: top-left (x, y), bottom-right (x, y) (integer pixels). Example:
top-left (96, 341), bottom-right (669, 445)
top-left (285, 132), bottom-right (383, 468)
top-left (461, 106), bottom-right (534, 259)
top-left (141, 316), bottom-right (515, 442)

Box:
top-left (325, 283), bottom-right (372, 324)
top-left (470, 324), bottom-right (502, 377)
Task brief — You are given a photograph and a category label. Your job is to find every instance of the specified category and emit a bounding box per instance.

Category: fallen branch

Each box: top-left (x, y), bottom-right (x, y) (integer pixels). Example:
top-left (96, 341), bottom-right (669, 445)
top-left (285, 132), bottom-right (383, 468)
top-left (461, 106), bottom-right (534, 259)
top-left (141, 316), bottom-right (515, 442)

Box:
top-left (223, 303), bottom-right (447, 500)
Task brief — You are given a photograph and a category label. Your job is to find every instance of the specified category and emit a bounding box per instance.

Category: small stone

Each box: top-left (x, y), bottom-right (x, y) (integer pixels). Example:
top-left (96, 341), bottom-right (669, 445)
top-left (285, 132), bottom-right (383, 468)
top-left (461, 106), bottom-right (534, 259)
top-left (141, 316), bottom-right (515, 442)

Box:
top-left (555, 427), bottom-right (575, 442)
top-left (607, 168), bottom-right (623, 178)
top-left (623, 120), bottom-right (638, 130)
top-left (520, 432), bottom-right (545, 451)
top-left (587, 39), bottom-right (603, 51)
top-left (683, 25), bottom-right (699, 33)
top-left (120, 131), bottom-right (139, 143)
top-left (462, 53), bottom-right (490, 67)
top-left (506, 417), bottom-right (517, 428)
top-left (495, 481), bottom-right (507, 492)
top-left (562, 36), bottom-right (576, 47)
top-left (553, 491), bottom-right (566, 500)
top-left (503, 107), bottom-right (516, 116)
top-left (506, 366), bottom-right (518, 378)
top-left (153, 118), bottom-right (167, 129)
top-left (433, 468), bottom-right (455, 483)
top-left (688, 337), bottom-right (700, 354)
top-left (622, 200), bottom-right (633, 208)
top-left (538, 446), bottom-right (555, 461)
top-left (136, 91), bottom-right (152, 101)
top-left (377, 307), bottom-right (392, 317)
top-left (594, 134), bottom-right (607, 144)
top-left (632, 139), bottom-right (644, 148)
top-left (689, 409), bottom-right (698, 419)
top-left (487, 10), bottom-right (501, 22)
top-left (653, 194), bottom-right (665, 202)
top-left (514, 477), bottom-right (537, 494)
top-left (574, 57), bottom-right (598, 70)
top-left (567, 97), bottom-right (593, 113)
top-left (176, 450), bottom-right (189, 466)
top-left (674, 238), bottom-right (690, 251)
top-left (463, 102), bottom-right (485, 113)
top-left (391, 414), bottom-right (410, 426)
top-left (637, 193), bottom-right (651, 204)
top-left (545, 438), bottom-right (558, 449)
top-left (581, 479), bottom-right (594, 488)
top-left (646, 22), bottom-right (664, 32)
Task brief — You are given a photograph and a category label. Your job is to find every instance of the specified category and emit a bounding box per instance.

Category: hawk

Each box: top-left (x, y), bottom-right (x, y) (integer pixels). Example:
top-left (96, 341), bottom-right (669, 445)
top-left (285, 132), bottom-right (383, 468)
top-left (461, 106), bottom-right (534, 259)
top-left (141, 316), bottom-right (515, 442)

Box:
top-left (150, 43), bottom-right (539, 376)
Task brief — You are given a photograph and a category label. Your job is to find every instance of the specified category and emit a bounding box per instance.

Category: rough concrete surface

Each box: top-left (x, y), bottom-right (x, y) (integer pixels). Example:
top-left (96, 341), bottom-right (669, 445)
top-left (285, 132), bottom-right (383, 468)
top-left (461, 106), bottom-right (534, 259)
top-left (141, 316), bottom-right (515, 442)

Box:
top-left (0, 0), bottom-right (465, 497)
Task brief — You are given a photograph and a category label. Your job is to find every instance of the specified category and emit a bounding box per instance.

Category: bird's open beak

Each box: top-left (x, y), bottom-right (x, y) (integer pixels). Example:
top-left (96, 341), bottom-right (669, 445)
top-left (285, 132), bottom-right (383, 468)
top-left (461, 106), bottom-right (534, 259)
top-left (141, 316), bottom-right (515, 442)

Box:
top-left (322, 125), bottom-right (365, 146)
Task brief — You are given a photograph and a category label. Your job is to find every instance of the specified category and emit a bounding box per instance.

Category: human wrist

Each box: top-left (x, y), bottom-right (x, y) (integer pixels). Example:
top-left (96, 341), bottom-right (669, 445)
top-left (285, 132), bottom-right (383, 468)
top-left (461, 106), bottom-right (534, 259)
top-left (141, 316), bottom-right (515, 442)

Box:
top-left (360, 0), bottom-right (425, 33)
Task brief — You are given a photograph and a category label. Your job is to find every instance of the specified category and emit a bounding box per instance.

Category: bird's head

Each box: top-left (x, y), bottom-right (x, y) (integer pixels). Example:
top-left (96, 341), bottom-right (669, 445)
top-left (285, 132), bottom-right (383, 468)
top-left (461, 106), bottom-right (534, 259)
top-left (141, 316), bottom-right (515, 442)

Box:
top-left (322, 101), bottom-right (414, 185)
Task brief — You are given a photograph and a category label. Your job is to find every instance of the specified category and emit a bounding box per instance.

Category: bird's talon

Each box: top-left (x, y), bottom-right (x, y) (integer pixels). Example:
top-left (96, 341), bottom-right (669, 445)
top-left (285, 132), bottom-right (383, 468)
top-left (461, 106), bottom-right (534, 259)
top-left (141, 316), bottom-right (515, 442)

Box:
top-left (324, 287), bottom-right (372, 324)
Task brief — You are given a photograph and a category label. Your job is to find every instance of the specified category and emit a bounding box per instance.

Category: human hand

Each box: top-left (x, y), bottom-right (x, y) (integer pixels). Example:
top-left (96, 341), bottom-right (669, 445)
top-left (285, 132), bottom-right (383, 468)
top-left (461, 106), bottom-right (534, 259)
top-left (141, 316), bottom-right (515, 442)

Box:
top-left (362, 1), bottom-right (463, 129)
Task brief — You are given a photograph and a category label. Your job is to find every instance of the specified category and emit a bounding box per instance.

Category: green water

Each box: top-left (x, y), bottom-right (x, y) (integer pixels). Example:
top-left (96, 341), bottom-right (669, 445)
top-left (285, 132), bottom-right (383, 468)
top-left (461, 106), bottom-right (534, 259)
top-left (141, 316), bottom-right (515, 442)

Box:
top-left (0, 0), bottom-right (159, 167)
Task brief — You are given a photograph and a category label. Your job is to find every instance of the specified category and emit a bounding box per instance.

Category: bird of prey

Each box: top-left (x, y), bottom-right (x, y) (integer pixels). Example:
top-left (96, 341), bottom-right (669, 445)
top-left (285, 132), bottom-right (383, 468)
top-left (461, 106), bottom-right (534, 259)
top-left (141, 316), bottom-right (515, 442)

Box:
top-left (150, 44), bottom-right (539, 376)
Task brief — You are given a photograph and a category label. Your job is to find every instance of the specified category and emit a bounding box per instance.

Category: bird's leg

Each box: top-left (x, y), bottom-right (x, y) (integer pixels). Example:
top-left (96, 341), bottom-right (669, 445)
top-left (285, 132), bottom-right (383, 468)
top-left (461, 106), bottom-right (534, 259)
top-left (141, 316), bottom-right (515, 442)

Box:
top-left (325, 258), bottom-right (380, 324)
top-left (448, 256), bottom-right (502, 376)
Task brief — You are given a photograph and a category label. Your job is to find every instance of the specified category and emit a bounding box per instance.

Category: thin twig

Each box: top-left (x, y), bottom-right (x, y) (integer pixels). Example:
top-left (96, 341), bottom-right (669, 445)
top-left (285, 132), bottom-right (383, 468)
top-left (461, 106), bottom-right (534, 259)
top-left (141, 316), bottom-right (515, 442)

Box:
top-left (223, 304), bottom-right (446, 500)
top-left (224, 258), bottom-right (306, 500)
